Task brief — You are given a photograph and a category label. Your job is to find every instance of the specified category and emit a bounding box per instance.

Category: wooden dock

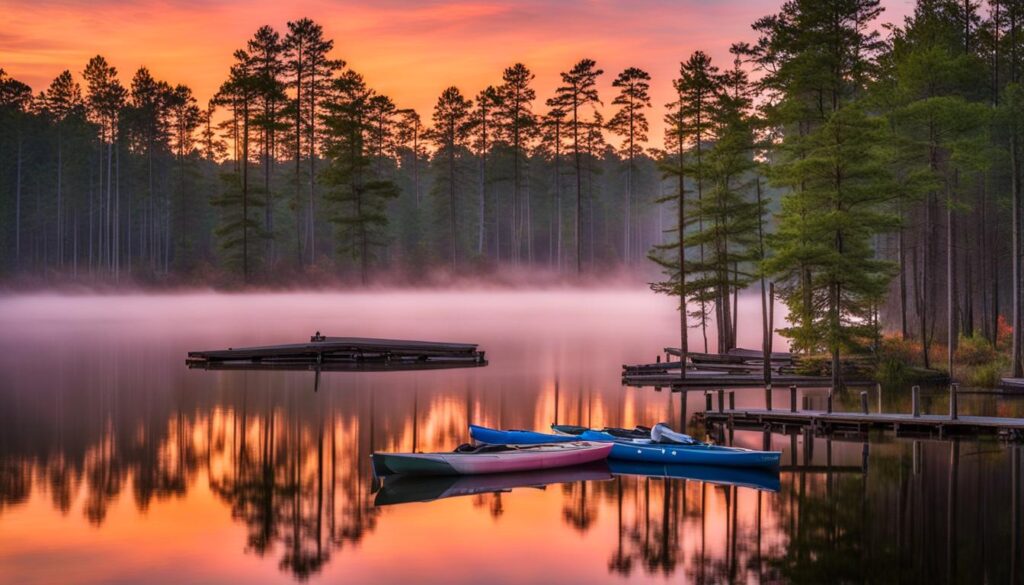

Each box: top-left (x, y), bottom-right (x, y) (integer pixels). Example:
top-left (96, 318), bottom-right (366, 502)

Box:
top-left (187, 334), bottom-right (488, 372)
top-left (622, 371), bottom-right (849, 389)
top-left (700, 407), bottom-right (1024, 440)
top-left (1003, 378), bottom-right (1024, 392)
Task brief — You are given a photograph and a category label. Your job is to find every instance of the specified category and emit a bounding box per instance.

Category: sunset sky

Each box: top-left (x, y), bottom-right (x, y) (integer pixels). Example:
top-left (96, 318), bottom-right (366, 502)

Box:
top-left (4, 0), bottom-right (915, 143)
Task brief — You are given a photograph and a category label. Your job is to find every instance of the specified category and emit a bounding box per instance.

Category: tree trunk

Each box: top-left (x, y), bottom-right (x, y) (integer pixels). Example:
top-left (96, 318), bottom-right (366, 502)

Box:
top-left (243, 102), bottom-right (250, 283)
top-left (947, 178), bottom-right (956, 378)
top-left (1012, 133), bottom-right (1022, 377)
top-left (574, 102), bottom-right (582, 275)
top-left (898, 209), bottom-right (908, 339)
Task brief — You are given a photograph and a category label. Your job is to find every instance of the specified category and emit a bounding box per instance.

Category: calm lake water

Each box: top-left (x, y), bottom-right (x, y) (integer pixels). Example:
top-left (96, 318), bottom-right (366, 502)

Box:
top-left (0, 289), bottom-right (1022, 584)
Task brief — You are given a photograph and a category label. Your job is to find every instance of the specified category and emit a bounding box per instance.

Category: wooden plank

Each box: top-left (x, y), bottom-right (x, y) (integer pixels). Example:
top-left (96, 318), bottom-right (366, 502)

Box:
top-left (623, 361), bottom-right (791, 374)
top-left (622, 372), bottom-right (855, 388)
top-left (702, 408), bottom-right (1024, 433)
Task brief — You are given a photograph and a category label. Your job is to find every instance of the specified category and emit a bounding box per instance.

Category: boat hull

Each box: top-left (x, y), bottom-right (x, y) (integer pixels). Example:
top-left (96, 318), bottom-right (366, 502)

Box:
top-left (371, 442), bottom-right (613, 476)
top-left (604, 441), bottom-right (780, 469)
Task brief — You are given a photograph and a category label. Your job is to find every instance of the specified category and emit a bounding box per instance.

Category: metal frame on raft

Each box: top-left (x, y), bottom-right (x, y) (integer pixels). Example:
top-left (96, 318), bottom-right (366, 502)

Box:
top-left (186, 332), bottom-right (488, 373)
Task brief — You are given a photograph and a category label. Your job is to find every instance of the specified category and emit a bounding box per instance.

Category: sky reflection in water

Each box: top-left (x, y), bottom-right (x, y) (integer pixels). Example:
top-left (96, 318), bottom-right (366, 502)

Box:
top-left (0, 290), bottom-right (1021, 584)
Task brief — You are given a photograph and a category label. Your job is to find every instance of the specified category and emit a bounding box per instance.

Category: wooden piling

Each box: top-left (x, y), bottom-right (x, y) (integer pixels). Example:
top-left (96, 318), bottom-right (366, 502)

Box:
top-left (765, 384), bottom-right (773, 411)
top-left (728, 391), bottom-right (736, 411)
top-left (912, 385), bottom-right (921, 418)
top-left (860, 391), bottom-right (869, 415)
top-left (717, 389), bottom-right (725, 413)
top-left (950, 383), bottom-right (959, 421)
top-left (790, 385), bottom-right (797, 413)
top-left (705, 391), bottom-right (713, 412)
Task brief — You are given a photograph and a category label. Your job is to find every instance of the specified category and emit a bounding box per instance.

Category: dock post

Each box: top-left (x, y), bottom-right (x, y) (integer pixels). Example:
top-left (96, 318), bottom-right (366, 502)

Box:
top-left (766, 384), bottom-right (773, 411)
top-left (912, 385), bottom-right (920, 418)
top-left (860, 391), bottom-right (869, 415)
top-left (827, 391), bottom-right (833, 414)
top-left (729, 391), bottom-right (735, 411)
top-left (718, 389), bottom-right (725, 413)
top-left (705, 391), bottom-right (713, 412)
top-left (790, 385), bottom-right (797, 413)
top-left (949, 383), bottom-right (959, 420)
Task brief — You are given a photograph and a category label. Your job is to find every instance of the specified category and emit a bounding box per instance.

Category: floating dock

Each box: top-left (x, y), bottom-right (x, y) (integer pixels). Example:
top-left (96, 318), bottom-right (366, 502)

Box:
top-left (187, 334), bottom-right (488, 372)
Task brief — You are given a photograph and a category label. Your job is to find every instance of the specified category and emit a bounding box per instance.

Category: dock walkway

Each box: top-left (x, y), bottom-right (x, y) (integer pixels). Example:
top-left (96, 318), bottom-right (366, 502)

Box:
top-left (701, 407), bottom-right (1024, 439)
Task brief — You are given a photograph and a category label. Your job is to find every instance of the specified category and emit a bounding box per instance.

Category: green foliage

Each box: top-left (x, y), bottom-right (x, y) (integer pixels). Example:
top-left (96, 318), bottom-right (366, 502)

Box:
top-left (321, 70), bottom-right (399, 283)
top-left (767, 104), bottom-right (898, 356)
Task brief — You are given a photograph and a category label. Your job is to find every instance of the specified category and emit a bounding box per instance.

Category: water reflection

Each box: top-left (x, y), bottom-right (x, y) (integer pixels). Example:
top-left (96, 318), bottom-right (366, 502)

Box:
top-left (0, 291), bottom-right (1022, 584)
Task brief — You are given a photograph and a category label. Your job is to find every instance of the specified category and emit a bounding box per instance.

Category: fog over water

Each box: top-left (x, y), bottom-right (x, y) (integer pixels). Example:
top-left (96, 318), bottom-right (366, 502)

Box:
top-left (0, 289), bottom-right (1021, 584)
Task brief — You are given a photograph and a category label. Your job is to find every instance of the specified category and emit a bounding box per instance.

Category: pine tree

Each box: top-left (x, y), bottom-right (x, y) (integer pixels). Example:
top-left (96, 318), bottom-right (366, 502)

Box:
top-left (322, 71), bottom-right (399, 284)
top-left (471, 86), bottom-right (498, 257)
top-left (539, 106), bottom-right (568, 269)
top-left (166, 84), bottom-right (201, 269)
top-left (607, 67), bottom-right (651, 263)
top-left (212, 49), bottom-right (263, 281)
top-left (82, 56), bottom-right (127, 277)
top-left (247, 25), bottom-right (287, 265)
top-left (38, 71), bottom-right (84, 268)
top-left (284, 18), bottom-right (344, 266)
top-left (0, 69), bottom-right (33, 270)
top-left (553, 59), bottom-right (603, 274)
top-left (496, 64), bottom-right (537, 263)
top-left (427, 87), bottom-right (473, 270)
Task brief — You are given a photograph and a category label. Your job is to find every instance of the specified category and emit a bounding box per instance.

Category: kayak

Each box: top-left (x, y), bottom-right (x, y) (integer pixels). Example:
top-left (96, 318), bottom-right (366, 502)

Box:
top-left (469, 424), bottom-right (579, 445)
top-left (371, 441), bottom-right (613, 477)
top-left (471, 424), bottom-right (781, 470)
top-left (608, 460), bottom-right (781, 492)
top-left (374, 462), bottom-right (612, 505)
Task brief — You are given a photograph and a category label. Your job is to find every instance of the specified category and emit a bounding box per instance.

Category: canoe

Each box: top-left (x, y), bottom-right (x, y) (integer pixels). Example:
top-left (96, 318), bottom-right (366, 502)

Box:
top-left (371, 441), bottom-right (613, 477)
top-left (608, 460), bottom-right (781, 492)
top-left (469, 424), bottom-right (579, 445)
top-left (471, 424), bottom-right (781, 470)
top-left (374, 462), bottom-right (612, 506)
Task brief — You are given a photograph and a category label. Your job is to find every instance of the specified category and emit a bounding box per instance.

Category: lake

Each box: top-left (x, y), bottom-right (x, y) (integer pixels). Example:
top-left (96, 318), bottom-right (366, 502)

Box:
top-left (0, 289), bottom-right (1021, 584)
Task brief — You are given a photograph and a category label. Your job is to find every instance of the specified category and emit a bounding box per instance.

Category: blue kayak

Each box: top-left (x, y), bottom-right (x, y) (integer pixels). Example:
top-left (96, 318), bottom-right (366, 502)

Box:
top-left (469, 424), bottom-right (579, 445)
top-left (470, 424), bottom-right (781, 470)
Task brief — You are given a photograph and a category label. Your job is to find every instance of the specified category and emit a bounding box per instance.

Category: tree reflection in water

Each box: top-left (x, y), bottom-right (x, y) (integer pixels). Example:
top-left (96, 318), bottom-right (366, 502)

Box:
top-left (2, 383), bottom-right (1023, 583)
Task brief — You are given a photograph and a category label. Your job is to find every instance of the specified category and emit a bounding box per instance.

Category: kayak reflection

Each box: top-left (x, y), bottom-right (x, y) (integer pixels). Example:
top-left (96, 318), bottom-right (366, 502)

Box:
top-left (608, 460), bottom-right (781, 493)
top-left (374, 462), bottom-right (613, 506)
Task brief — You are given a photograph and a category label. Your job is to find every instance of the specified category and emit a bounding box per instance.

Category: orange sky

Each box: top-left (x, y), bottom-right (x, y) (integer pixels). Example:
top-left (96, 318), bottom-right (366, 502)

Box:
top-left (3, 0), bottom-right (915, 145)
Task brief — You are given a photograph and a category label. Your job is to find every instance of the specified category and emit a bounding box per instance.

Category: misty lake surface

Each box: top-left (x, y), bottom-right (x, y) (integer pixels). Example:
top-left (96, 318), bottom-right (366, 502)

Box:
top-left (1, 289), bottom-right (1022, 584)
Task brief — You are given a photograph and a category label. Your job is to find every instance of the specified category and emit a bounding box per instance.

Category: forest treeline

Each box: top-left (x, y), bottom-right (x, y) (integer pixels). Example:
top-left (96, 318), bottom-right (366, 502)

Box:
top-left (0, 1), bottom-right (1022, 381)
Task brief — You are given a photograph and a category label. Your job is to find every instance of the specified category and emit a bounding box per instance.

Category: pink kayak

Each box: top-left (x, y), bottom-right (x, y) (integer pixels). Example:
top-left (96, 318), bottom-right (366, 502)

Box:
top-left (371, 441), bottom-right (613, 476)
